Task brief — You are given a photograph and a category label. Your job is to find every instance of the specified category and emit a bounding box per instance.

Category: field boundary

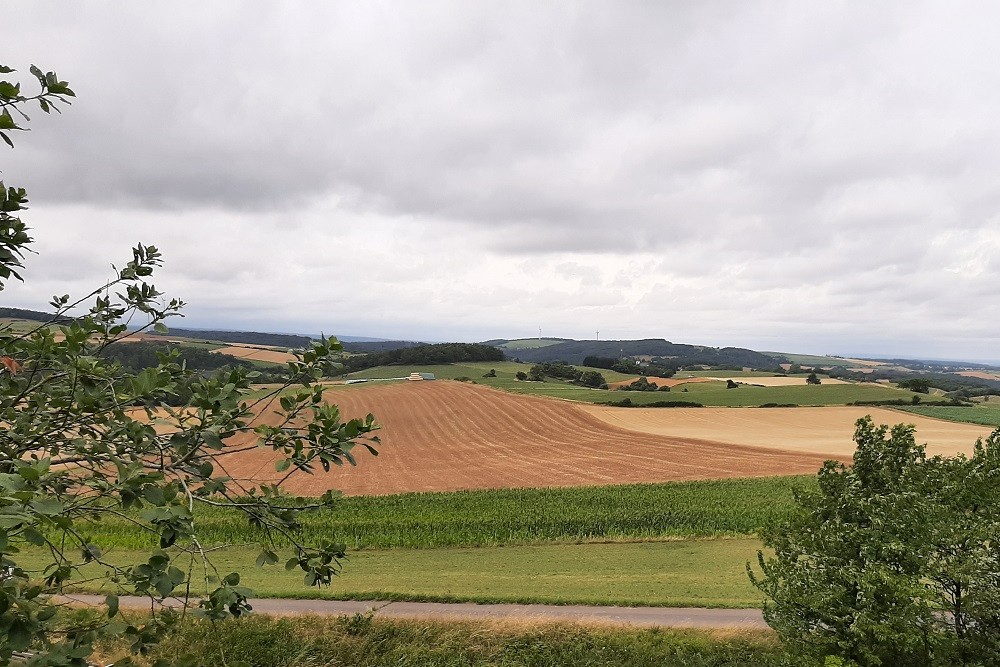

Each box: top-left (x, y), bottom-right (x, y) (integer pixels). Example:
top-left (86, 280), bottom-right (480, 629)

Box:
top-left (57, 594), bottom-right (768, 629)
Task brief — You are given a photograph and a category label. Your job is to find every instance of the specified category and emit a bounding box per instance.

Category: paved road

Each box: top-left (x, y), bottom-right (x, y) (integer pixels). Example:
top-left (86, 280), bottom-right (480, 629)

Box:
top-left (56, 594), bottom-right (766, 629)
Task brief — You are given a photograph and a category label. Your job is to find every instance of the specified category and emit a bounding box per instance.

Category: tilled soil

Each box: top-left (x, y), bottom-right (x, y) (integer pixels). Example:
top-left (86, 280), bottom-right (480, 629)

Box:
top-left (214, 381), bottom-right (832, 495)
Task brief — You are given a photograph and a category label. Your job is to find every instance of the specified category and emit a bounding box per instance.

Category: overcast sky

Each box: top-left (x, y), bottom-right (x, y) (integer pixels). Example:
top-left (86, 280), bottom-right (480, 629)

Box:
top-left (5, 2), bottom-right (1000, 360)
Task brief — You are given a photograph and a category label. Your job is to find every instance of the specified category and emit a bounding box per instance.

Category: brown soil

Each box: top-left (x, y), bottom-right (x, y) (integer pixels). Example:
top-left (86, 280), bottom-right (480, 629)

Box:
top-left (212, 381), bottom-right (831, 496)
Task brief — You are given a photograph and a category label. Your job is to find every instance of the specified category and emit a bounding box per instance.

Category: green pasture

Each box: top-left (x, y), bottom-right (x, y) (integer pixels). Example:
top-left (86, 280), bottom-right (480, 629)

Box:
top-left (762, 352), bottom-right (867, 367)
top-left (493, 337), bottom-right (566, 350)
top-left (0, 318), bottom-right (42, 334)
top-left (28, 539), bottom-right (765, 608)
top-left (347, 361), bottom-right (914, 406)
top-left (895, 403), bottom-right (1000, 428)
top-left (168, 339), bottom-right (226, 351)
top-left (675, 370), bottom-right (785, 378)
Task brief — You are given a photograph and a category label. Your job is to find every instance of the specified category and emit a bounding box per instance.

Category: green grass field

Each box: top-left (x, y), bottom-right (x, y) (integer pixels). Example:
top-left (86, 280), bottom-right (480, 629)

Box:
top-left (895, 403), bottom-right (1000, 428)
top-left (762, 352), bottom-right (868, 367)
top-left (347, 362), bottom-right (915, 406)
top-left (55, 477), bottom-right (814, 551)
top-left (494, 337), bottom-right (567, 350)
top-left (27, 539), bottom-right (765, 608)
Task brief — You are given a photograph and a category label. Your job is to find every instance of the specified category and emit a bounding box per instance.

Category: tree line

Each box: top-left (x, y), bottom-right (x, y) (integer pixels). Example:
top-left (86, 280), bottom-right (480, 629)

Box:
top-left (344, 342), bottom-right (504, 371)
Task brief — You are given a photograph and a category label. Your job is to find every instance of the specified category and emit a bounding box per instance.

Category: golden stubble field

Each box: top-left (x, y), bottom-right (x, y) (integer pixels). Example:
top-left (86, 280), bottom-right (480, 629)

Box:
top-left (579, 404), bottom-right (992, 459)
top-left (211, 344), bottom-right (297, 364)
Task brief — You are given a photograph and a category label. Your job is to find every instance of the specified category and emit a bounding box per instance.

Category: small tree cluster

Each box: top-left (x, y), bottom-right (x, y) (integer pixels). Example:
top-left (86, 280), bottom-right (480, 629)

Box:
top-left (616, 376), bottom-right (668, 392)
top-left (527, 362), bottom-right (606, 388)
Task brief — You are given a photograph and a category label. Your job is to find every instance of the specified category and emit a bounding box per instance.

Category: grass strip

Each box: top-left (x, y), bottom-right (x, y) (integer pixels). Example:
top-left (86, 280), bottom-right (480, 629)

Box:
top-left (895, 404), bottom-right (1000, 427)
top-left (30, 540), bottom-right (767, 609)
top-left (96, 614), bottom-right (786, 667)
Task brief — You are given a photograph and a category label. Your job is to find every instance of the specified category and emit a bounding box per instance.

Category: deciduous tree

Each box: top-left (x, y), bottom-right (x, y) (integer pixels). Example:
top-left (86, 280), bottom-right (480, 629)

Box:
top-left (750, 416), bottom-right (1000, 666)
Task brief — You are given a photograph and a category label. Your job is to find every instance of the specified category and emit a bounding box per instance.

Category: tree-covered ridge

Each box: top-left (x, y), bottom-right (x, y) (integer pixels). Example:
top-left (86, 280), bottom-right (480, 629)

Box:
top-left (100, 340), bottom-right (254, 372)
top-left (344, 342), bottom-right (504, 371)
top-left (147, 327), bottom-right (312, 348)
top-left (509, 338), bottom-right (784, 369)
top-left (0, 306), bottom-right (73, 323)
top-left (341, 340), bottom-right (426, 353)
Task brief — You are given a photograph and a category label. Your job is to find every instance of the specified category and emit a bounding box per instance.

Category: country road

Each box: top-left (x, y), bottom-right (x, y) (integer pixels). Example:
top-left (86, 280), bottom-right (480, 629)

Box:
top-left (56, 595), bottom-right (767, 630)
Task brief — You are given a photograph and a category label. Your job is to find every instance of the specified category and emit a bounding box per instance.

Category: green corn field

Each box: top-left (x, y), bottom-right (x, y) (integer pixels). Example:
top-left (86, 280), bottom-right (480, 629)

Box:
top-left (66, 476), bottom-right (814, 551)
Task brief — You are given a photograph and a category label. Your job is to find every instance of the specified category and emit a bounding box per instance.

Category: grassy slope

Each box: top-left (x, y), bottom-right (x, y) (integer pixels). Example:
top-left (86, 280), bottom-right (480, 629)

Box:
top-left (105, 616), bottom-right (785, 667)
top-left (29, 539), bottom-right (765, 608)
top-left (347, 362), bottom-right (914, 406)
top-left (895, 403), bottom-right (1000, 427)
top-left (495, 338), bottom-right (566, 350)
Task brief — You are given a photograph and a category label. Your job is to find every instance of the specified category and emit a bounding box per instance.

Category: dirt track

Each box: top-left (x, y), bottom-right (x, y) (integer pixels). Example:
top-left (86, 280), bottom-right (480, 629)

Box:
top-left (214, 381), bottom-right (830, 496)
top-left (59, 594), bottom-right (767, 629)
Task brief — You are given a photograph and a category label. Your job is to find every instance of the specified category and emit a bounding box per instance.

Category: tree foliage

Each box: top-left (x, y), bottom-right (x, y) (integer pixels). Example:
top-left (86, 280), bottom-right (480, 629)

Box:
top-left (527, 362), bottom-right (606, 388)
top-left (1, 63), bottom-right (380, 666)
top-left (750, 416), bottom-right (1000, 666)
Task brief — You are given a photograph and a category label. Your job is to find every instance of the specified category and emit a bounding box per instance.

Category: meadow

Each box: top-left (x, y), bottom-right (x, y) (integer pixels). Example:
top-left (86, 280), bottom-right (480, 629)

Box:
top-left (30, 539), bottom-right (765, 608)
top-left (897, 403), bottom-right (1000, 427)
top-left (346, 361), bottom-right (915, 407)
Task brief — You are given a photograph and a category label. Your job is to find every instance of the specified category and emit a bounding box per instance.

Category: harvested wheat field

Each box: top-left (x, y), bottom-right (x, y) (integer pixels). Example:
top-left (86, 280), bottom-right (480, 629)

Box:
top-left (211, 345), bottom-right (297, 364)
top-left (957, 370), bottom-right (1000, 381)
top-left (212, 381), bottom-right (831, 496)
top-left (579, 405), bottom-right (993, 460)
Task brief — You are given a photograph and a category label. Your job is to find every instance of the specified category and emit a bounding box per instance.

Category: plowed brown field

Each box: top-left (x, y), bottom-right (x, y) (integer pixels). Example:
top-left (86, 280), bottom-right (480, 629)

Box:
top-left (213, 381), bottom-right (831, 496)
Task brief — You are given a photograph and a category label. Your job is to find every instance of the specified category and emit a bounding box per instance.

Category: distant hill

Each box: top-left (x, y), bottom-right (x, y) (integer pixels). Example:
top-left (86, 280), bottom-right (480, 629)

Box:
top-left (0, 307), bottom-right (72, 324)
top-left (341, 340), bottom-right (427, 353)
top-left (482, 337), bottom-right (570, 351)
top-left (501, 338), bottom-right (784, 369)
top-left (148, 328), bottom-right (312, 348)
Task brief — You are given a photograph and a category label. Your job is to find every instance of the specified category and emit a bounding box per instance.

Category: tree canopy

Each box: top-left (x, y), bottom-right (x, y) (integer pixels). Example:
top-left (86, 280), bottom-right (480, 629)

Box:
top-left (750, 416), bottom-right (1000, 666)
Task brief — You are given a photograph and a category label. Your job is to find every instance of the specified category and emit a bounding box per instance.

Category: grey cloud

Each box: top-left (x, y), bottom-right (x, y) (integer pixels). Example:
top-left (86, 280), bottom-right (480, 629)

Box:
top-left (7, 2), bottom-right (1000, 358)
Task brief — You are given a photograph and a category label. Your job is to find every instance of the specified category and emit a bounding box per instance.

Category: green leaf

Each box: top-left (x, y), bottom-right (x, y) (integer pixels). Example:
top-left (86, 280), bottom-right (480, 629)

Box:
top-left (153, 322), bottom-right (169, 334)
top-left (0, 109), bottom-right (17, 130)
top-left (106, 594), bottom-right (120, 618)
top-left (142, 485), bottom-right (166, 506)
top-left (23, 527), bottom-right (45, 546)
top-left (30, 498), bottom-right (64, 516)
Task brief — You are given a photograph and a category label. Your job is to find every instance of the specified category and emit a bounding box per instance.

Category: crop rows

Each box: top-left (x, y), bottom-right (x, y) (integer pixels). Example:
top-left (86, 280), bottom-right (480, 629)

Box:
top-left (69, 476), bottom-right (813, 550)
